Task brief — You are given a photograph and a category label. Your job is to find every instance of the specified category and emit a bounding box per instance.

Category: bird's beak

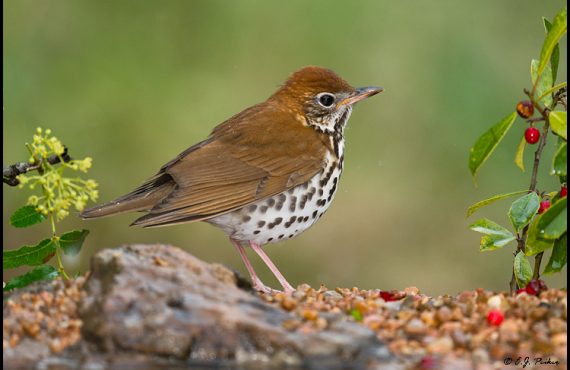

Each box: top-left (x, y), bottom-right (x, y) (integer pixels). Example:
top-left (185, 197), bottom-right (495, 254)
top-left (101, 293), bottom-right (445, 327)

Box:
top-left (338, 86), bottom-right (384, 106)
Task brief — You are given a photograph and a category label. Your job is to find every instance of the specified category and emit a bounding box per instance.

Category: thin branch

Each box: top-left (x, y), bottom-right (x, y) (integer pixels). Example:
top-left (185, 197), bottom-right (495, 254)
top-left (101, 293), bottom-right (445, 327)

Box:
top-left (3, 147), bottom-right (71, 186)
top-left (527, 86), bottom-right (568, 282)
top-left (510, 90), bottom-right (553, 293)
top-left (532, 252), bottom-right (544, 280)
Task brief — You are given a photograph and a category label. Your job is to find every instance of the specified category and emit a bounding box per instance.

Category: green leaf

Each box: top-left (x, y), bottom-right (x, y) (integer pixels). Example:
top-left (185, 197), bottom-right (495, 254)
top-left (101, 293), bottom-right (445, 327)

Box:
top-left (535, 197), bottom-right (567, 240)
top-left (549, 111), bottom-right (567, 140)
top-left (543, 18), bottom-right (560, 83)
top-left (514, 251), bottom-right (533, 288)
top-left (467, 190), bottom-right (528, 217)
top-left (508, 192), bottom-right (541, 231)
top-left (3, 265), bottom-right (59, 292)
top-left (3, 238), bottom-right (56, 269)
top-left (469, 218), bottom-right (515, 251)
top-left (544, 233), bottom-right (567, 274)
top-left (515, 135), bottom-right (526, 172)
top-left (480, 234), bottom-right (516, 251)
top-left (9, 205), bottom-right (46, 228)
top-left (469, 112), bottom-right (517, 181)
top-left (531, 59), bottom-right (553, 107)
top-left (470, 218), bottom-right (514, 235)
top-left (526, 197), bottom-right (567, 255)
top-left (59, 229), bottom-right (89, 256)
top-left (552, 142), bottom-right (567, 177)
top-left (526, 232), bottom-right (554, 256)
top-left (537, 6), bottom-right (567, 80)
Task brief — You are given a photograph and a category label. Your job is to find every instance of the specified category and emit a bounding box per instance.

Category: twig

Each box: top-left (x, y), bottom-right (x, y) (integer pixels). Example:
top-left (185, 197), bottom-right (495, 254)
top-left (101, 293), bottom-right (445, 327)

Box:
top-left (3, 147), bottom-right (71, 186)
top-left (532, 252), bottom-right (544, 280)
top-left (510, 90), bottom-right (553, 293)
top-left (528, 86), bottom-right (568, 281)
top-left (526, 117), bottom-right (545, 124)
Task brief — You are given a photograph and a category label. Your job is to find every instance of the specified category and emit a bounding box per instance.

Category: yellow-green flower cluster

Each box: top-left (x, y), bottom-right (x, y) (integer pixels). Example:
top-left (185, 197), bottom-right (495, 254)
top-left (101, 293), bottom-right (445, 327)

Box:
top-left (16, 127), bottom-right (99, 221)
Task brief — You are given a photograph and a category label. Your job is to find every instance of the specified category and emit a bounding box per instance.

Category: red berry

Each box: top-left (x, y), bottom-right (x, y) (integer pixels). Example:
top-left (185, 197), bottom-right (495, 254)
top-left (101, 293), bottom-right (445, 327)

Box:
top-left (525, 284), bottom-right (537, 296)
top-left (379, 290), bottom-right (404, 302)
top-left (487, 309), bottom-right (504, 326)
top-left (538, 200), bottom-right (551, 214)
top-left (525, 127), bottom-right (540, 144)
top-left (525, 279), bottom-right (547, 296)
top-left (419, 355), bottom-right (438, 369)
top-left (516, 288), bottom-right (527, 295)
top-left (560, 185), bottom-right (567, 198)
top-left (516, 100), bottom-right (534, 119)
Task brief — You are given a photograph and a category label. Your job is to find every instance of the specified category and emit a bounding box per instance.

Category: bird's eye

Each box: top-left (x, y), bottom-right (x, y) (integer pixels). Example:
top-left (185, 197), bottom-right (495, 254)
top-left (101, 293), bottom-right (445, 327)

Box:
top-left (318, 93), bottom-right (335, 107)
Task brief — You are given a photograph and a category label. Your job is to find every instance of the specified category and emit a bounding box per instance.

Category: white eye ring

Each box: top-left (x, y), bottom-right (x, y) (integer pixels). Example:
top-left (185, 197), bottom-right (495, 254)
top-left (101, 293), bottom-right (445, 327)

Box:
top-left (317, 92), bottom-right (335, 107)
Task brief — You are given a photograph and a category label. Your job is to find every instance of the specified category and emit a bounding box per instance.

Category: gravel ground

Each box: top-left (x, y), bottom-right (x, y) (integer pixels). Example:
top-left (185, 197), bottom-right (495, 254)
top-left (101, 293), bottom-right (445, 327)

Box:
top-left (260, 285), bottom-right (567, 370)
top-left (3, 277), bottom-right (85, 354)
top-left (3, 277), bottom-right (567, 370)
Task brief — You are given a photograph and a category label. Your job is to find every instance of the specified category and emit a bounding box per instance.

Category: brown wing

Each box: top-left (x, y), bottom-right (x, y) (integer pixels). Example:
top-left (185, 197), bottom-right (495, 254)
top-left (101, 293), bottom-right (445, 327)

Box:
top-left (131, 102), bottom-right (329, 227)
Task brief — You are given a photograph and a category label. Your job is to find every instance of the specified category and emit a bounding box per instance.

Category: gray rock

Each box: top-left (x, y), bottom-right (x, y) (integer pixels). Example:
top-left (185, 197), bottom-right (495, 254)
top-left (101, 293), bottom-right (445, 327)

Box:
top-left (5, 244), bottom-right (400, 369)
top-left (80, 244), bottom-right (396, 369)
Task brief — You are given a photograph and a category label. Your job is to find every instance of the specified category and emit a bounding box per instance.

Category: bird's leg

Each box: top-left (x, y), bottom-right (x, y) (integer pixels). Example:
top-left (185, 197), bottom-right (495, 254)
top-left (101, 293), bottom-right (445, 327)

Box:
top-left (230, 239), bottom-right (273, 294)
top-left (249, 241), bottom-right (296, 294)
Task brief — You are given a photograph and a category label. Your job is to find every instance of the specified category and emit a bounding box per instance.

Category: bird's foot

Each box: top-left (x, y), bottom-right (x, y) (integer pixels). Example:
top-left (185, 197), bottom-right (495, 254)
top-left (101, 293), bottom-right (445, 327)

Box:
top-left (251, 278), bottom-right (297, 295)
top-left (252, 279), bottom-right (279, 295)
top-left (281, 282), bottom-right (296, 294)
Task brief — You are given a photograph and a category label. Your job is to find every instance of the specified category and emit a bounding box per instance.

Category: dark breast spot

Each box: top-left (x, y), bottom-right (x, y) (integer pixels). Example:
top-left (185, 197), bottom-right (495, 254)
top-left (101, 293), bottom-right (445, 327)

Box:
top-left (328, 177), bottom-right (338, 201)
top-left (278, 234), bottom-right (284, 239)
top-left (253, 230), bottom-right (260, 235)
top-left (275, 194), bottom-right (287, 210)
top-left (312, 210), bottom-right (318, 219)
top-left (320, 164), bottom-right (336, 187)
top-left (248, 205), bottom-right (257, 212)
top-left (260, 205), bottom-right (268, 213)
top-left (307, 187), bottom-right (316, 201)
top-left (258, 221), bottom-right (266, 227)
top-left (267, 198), bottom-right (276, 207)
top-left (268, 218), bottom-right (283, 229)
top-left (242, 215), bottom-right (251, 222)
top-left (285, 216), bottom-right (297, 228)
top-left (299, 195), bottom-right (308, 209)
top-left (289, 196), bottom-right (297, 212)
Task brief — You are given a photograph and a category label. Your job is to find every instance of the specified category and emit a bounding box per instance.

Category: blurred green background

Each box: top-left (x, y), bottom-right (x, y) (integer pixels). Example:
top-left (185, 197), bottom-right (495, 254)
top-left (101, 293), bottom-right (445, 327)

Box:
top-left (3, 1), bottom-right (567, 295)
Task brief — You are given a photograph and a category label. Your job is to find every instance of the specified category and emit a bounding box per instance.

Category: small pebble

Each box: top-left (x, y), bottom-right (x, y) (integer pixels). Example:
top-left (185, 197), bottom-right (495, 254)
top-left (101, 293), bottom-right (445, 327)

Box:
top-left (405, 318), bottom-right (427, 335)
top-left (427, 336), bottom-right (454, 354)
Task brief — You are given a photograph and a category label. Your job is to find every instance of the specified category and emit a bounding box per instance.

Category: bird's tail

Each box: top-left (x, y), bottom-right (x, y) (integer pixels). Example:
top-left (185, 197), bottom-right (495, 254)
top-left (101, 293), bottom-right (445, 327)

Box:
top-left (80, 173), bottom-right (174, 219)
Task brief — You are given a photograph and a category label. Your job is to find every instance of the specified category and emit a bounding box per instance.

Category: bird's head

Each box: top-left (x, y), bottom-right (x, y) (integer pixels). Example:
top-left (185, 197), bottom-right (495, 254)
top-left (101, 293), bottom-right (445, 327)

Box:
top-left (271, 66), bottom-right (383, 135)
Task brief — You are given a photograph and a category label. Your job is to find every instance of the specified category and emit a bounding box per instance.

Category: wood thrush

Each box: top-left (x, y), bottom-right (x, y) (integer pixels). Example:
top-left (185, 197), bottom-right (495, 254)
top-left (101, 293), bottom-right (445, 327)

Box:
top-left (81, 66), bottom-right (382, 293)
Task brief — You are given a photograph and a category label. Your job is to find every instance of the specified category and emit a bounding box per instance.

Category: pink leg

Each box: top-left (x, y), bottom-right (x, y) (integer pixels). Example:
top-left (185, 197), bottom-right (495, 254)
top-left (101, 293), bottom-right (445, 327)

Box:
top-left (230, 239), bottom-right (273, 294)
top-left (249, 241), bottom-right (296, 293)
